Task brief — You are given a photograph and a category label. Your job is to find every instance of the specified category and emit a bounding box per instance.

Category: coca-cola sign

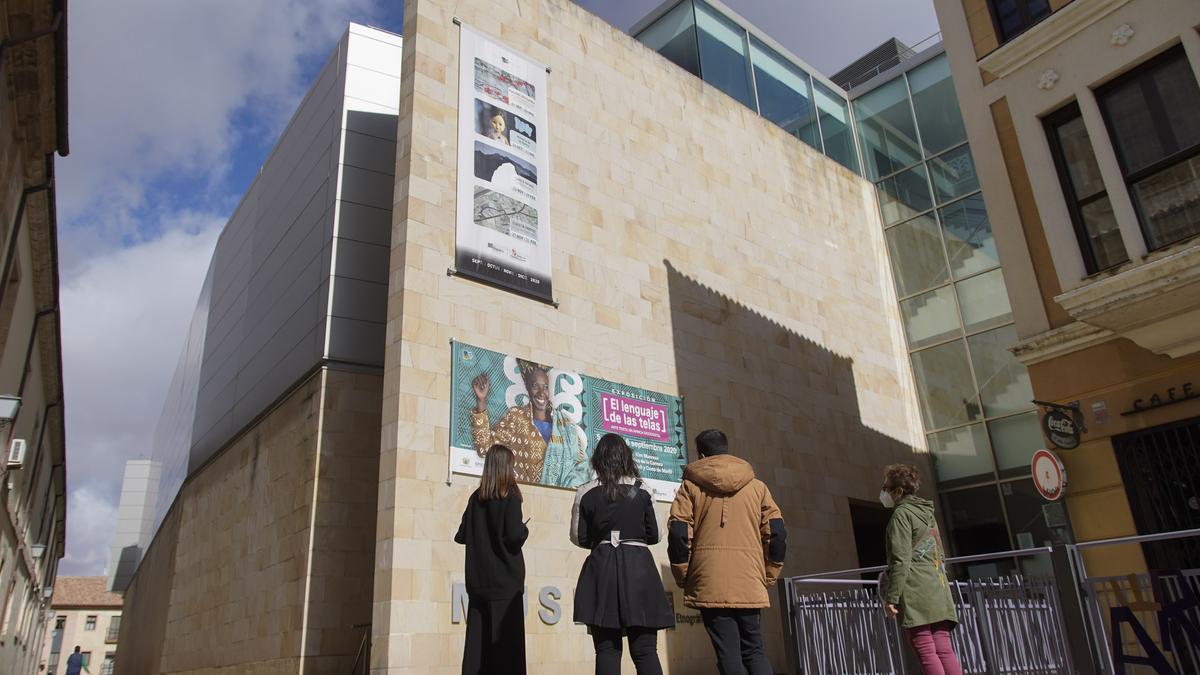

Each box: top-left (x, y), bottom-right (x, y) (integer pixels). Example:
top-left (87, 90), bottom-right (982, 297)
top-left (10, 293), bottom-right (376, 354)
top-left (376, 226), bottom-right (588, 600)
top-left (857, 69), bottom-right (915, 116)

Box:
top-left (1041, 409), bottom-right (1080, 449)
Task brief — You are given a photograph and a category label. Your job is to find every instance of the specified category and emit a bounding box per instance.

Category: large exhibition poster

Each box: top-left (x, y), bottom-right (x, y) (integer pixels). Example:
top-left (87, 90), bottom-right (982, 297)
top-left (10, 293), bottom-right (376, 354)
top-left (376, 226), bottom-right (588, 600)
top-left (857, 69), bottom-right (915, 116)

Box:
top-left (455, 25), bottom-right (552, 302)
top-left (449, 341), bottom-right (687, 501)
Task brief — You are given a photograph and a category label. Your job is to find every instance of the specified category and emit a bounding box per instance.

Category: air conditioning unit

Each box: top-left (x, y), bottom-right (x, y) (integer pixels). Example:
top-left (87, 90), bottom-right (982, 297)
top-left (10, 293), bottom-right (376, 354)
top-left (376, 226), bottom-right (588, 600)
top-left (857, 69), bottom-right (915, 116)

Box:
top-left (6, 438), bottom-right (25, 468)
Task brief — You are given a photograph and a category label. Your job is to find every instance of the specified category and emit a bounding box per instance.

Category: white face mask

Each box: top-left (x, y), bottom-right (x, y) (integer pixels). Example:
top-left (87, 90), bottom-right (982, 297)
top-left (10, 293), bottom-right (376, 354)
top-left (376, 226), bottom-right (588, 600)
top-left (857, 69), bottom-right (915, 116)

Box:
top-left (879, 490), bottom-right (895, 509)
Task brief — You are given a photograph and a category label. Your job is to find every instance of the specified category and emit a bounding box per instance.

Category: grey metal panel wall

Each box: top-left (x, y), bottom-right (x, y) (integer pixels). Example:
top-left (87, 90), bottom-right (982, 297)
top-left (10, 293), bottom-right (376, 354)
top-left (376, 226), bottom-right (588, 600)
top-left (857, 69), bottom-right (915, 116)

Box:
top-left (188, 36), bottom-right (348, 473)
top-left (325, 105), bottom-right (398, 366)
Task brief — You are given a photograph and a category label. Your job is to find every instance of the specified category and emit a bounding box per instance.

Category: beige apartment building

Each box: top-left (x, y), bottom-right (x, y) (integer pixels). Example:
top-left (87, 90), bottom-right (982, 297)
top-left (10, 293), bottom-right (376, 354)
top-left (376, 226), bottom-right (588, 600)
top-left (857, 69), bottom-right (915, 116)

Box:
top-left (931, 0), bottom-right (1200, 576)
top-left (0, 0), bottom-right (69, 673)
top-left (40, 577), bottom-right (121, 675)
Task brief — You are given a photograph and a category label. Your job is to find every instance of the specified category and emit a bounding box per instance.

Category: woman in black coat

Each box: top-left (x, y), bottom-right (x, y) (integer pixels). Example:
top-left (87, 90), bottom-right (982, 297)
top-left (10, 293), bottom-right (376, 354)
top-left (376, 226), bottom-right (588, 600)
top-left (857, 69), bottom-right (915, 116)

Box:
top-left (571, 433), bottom-right (675, 675)
top-left (455, 444), bottom-right (529, 674)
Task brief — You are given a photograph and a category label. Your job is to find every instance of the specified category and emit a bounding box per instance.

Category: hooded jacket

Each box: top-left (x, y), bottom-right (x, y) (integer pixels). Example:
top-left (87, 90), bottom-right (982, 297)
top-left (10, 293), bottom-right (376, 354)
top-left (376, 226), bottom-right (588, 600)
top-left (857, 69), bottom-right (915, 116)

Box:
top-left (667, 455), bottom-right (786, 608)
top-left (885, 495), bottom-right (957, 629)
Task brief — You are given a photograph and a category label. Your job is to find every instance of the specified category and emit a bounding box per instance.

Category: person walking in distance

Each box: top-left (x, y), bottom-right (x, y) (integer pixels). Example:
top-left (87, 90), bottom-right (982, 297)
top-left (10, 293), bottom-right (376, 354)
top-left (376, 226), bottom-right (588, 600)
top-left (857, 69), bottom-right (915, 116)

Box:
top-left (880, 463), bottom-right (962, 675)
top-left (455, 444), bottom-right (529, 674)
top-left (668, 429), bottom-right (787, 675)
top-left (65, 647), bottom-right (90, 675)
top-left (571, 433), bottom-right (675, 674)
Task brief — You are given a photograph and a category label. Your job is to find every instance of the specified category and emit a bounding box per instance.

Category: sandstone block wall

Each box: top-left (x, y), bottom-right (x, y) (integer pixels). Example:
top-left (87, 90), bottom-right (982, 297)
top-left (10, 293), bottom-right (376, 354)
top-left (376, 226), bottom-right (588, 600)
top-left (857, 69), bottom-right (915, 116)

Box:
top-left (375, 0), bottom-right (928, 672)
top-left (118, 368), bottom-right (382, 675)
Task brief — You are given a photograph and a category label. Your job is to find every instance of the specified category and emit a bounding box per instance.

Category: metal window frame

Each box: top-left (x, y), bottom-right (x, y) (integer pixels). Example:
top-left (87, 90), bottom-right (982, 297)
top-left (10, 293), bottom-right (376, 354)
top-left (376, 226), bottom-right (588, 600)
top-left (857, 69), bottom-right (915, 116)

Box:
top-left (692, 0), bottom-right (758, 112)
top-left (746, 34), bottom-right (820, 146)
top-left (864, 66), bottom-right (1034, 555)
top-left (1042, 101), bottom-right (1125, 274)
top-left (1095, 44), bottom-right (1200, 251)
top-left (986, 0), bottom-right (1054, 44)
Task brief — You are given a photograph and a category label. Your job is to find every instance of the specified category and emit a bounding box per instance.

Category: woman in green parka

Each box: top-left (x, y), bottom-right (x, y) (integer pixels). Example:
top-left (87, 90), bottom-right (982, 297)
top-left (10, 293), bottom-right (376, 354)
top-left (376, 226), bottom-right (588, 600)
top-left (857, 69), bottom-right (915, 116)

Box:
top-left (880, 464), bottom-right (963, 675)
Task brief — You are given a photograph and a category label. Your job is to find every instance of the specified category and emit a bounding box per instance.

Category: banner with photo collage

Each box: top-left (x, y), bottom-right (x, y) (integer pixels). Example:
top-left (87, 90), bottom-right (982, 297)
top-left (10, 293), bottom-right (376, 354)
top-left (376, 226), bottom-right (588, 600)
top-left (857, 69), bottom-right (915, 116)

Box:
top-left (449, 341), bottom-right (688, 502)
top-left (454, 25), bottom-right (552, 302)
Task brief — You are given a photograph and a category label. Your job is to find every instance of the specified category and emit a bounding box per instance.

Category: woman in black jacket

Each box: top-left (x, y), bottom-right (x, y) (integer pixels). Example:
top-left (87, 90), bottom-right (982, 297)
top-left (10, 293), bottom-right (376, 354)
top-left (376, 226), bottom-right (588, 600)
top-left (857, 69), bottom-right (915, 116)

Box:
top-left (571, 433), bottom-right (675, 674)
top-left (455, 444), bottom-right (529, 674)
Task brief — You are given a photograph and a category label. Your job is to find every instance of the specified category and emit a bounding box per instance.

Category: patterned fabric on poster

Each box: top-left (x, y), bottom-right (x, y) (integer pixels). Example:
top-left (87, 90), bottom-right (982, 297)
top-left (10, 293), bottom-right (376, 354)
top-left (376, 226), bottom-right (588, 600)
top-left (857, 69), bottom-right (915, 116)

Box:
top-left (540, 408), bottom-right (591, 488)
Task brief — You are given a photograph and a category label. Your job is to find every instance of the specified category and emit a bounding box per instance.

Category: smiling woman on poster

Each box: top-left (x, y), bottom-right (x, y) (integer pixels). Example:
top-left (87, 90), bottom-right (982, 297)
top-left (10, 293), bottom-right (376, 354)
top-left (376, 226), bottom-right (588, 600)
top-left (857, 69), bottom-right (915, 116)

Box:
top-left (471, 360), bottom-right (591, 487)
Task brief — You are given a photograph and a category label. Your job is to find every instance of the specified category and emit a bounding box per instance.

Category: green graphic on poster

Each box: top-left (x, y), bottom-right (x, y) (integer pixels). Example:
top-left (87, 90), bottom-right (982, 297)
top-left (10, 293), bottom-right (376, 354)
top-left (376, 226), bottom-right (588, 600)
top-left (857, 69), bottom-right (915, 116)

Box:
top-left (449, 340), bottom-right (687, 501)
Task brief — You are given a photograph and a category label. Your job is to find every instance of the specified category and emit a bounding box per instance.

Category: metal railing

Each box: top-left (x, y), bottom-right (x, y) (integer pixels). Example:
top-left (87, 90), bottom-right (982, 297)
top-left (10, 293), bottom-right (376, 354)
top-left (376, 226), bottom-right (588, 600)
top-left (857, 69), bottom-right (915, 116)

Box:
top-left (1074, 528), bottom-right (1200, 675)
top-left (779, 529), bottom-right (1200, 675)
top-left (781, 547), bottom-right (1068, 674)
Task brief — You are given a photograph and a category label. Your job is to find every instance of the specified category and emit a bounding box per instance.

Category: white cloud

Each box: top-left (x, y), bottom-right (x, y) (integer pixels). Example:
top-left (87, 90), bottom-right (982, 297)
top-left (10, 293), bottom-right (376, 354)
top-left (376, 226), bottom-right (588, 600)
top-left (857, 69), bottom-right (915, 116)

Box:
top-left (58, 0), bottom-right (378, 255)
top-left (55, 0), bottom-right (393, 575)
top-left (58, 218), bottom-right (221, 575)
top-left (58, 486), bottom-right (120, 577)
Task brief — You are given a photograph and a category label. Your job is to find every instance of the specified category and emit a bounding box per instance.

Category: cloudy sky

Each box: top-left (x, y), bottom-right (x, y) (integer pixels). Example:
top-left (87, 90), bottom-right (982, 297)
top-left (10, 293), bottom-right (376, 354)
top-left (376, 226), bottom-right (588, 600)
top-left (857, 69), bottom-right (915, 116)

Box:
top-left (58, 0), bottom-right (936, 575)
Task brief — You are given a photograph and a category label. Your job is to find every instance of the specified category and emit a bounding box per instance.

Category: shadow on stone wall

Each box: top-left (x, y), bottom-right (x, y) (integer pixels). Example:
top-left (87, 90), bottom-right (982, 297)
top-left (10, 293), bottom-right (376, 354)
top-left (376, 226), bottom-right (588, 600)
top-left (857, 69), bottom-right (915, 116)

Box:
top-left (660, 260), bottom-right (928, 670)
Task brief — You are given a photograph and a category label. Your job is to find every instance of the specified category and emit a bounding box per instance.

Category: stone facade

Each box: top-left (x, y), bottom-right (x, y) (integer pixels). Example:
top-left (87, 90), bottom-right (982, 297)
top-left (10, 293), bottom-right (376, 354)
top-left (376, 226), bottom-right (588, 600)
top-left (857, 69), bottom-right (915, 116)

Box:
top-left (117, 369), bottom-right (382, 675)
top-left (933, 0), bottom-right (1200, 574)
top-left (373, 0), bottom-right (926, 672)
top-left (0, 1), bottom-right (68, 673)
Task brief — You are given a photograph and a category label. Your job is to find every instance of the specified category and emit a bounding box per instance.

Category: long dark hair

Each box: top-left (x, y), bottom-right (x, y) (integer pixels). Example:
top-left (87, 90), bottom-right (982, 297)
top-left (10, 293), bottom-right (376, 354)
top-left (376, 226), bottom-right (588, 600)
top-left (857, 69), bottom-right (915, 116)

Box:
top-left (479, 444), bottom-right (521, 501)
top-left (591, 433), bottom-right (640, 501)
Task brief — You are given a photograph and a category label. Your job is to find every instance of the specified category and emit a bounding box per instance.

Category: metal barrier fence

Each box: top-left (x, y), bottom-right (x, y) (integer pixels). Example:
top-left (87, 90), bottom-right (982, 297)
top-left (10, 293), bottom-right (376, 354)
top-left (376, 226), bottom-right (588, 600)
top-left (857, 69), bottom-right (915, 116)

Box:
top-left (779, 529), bottom-right (1200, 675)
top-left (1073, 530), bottom-right (1200, 675)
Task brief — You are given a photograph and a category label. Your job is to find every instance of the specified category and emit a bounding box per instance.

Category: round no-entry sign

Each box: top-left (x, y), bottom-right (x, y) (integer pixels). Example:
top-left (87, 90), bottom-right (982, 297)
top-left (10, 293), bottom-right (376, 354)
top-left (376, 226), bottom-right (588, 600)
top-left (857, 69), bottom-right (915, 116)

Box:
top-left (1032, 449), bottom-right (1067, 501)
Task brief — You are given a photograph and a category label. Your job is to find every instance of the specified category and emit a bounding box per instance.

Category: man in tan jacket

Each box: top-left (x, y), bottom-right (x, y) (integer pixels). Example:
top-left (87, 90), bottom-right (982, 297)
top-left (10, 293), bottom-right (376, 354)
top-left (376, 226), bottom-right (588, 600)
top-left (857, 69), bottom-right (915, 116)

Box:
top-left (668, 429), bottom-right (786, 675)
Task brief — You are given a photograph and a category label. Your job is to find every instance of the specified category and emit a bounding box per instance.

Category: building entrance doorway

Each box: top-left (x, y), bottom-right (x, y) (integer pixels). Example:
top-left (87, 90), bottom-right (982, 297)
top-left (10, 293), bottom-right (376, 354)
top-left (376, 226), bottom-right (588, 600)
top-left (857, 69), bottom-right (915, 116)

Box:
top-left (849, 499), bottom-right (891, 579)
top-left (1113, 416), bottom-right (1200, 570)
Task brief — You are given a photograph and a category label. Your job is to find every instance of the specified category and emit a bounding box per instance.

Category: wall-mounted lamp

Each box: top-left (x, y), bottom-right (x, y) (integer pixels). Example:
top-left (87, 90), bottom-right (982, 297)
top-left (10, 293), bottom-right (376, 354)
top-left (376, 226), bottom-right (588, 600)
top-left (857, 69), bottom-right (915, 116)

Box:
top-left (31, 544), bottom-right (45, 558)
top-left (0, 395), bottom-right (20, 423)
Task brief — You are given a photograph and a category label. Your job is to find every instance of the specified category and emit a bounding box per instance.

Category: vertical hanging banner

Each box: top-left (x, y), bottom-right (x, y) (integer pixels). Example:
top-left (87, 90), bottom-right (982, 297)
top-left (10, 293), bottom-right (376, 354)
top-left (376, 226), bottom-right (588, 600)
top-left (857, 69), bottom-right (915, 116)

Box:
top-left (455, 25), bottom-right (553, 302)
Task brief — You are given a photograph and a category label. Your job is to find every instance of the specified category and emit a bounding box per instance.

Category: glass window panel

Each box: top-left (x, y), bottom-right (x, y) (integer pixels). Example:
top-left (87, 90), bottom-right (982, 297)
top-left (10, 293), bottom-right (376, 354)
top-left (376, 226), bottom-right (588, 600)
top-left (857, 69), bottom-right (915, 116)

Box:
top-left (901, 286), bottom-right (960, 349)
top-left (1100, 48), bottom-right (1200, 176)
top-left (877, 164), bottom-right (932, 225)
top-left (636, 1), bottom-right (700, 77)
top-left (885, 214), bottom-right (949, 297)
top-left (814, 81), bottom-right (860, 173)
top-left (1131, 154), bottom-right (1200, 250)
top-left (1052, 114), bottom-right (1106, 200)
top-left (939, 193), bottom-right (998, 278)
top-left (1001, 480), bottom-right (1073, 551)
top-left (992, 0), bottom-right (1050, 42)
top-left (968, 325), bottom-right (1033, 418)
top-left (928, 423), bottom-right (993, 485)
top-left (1045, 104), bottom-right (1131, 272)
top-left (909, 55), bottom-right (968, 156)
top-left (942, 485), bottom-right (1011, 557)
top-left (956, 269), bottom-right (1012, 333)
top-left (929, 145), bottom-right (980, 204)
top-left (989, 411), bottom-right (1042, 478)
top-left (853, 78), bottom-right (921, 180)
top-left (694, 2), bottom-right (756, 110)
top-left (911, 339), bottom-right (981, 430)
top-left (748, 37), bottom-right (819, 150)
top-left (1079, 197), bottom-right (1129, 270)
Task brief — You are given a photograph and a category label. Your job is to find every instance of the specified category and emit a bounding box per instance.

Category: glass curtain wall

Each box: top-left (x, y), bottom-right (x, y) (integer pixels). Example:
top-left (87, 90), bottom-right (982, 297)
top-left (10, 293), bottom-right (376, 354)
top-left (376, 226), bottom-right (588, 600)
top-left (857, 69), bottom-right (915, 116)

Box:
top-left (634, 0), bottom-right (861, 172)
top-left (853, 53), bottom-right (1058, 572)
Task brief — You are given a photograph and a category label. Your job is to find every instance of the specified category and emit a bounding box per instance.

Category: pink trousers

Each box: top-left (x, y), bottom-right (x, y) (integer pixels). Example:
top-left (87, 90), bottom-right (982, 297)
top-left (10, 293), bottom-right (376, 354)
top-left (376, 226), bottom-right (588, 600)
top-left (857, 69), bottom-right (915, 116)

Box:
top-left (906, 621), bottom-right (963, 675)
